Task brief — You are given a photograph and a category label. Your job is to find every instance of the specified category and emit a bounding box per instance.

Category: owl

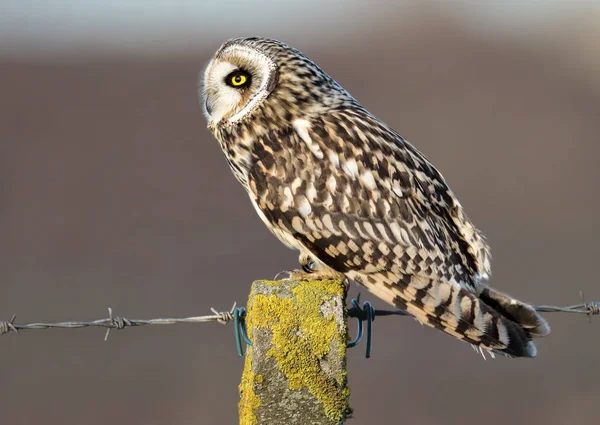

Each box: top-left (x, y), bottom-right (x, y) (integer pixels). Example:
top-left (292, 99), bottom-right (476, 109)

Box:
top-left (200, 37), bottom-right (550, 358)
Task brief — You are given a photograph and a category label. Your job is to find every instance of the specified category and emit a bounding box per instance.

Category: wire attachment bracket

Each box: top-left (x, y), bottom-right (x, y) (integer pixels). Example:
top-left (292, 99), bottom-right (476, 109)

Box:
top-left (233, 307), bottom-right (252, 357)
top-left (346, 294), bottom-right (408, 358)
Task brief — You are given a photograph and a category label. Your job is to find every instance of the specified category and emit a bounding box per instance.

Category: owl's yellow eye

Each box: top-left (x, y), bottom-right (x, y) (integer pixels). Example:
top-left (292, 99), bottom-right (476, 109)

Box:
top-left (226, 70), bottom-right (251, 88)
top-left (231, 74), bottom-right (247, 86)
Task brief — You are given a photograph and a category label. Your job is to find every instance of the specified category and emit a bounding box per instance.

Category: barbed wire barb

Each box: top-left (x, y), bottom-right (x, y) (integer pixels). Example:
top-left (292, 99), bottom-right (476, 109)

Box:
top-left (0, 314), bottom-right (17, 335)
top-left (533, 291), bottom-right (599, 320)
top-left (211, 302), bottom-right (236, 325)
top-left (104, 307), bottom-right (133, 341)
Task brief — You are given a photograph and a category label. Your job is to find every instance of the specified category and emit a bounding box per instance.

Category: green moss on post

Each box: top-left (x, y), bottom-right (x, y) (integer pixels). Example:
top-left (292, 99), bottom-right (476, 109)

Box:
top-left (238, 279), bottom-right (351, 425)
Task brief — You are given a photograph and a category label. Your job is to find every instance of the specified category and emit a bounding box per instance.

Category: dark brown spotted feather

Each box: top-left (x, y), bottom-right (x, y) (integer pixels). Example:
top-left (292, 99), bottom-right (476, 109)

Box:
top-left (205, 37), bottom-right (550, 358)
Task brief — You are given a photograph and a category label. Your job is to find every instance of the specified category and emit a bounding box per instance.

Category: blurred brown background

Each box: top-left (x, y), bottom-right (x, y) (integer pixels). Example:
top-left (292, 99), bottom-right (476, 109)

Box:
top-left (1, 1), bottom-right (599, 424)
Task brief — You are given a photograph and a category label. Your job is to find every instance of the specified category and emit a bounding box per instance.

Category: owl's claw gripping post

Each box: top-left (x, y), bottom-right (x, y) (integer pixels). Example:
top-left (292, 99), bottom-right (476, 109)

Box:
top-left (286, 269), bottom-right (320, 281)
top-left (275, 267), bottom-right (346, 282)
top-left (273, 269), bottom-right (311, 281)
top-left (301, 262), bottom-right (315, 273)
top-left (299, 251), bottom-right (316, 273)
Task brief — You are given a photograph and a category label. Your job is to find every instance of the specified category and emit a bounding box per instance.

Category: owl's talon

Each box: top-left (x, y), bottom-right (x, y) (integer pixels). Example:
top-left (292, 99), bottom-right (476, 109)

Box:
top-left (287, 269), bottom-right (315, 281)
top-left (301, 258), bottom-right (317, 273)
top-left (274, 269), bottom-right (320, 281)
top-left (274, 270), bottom-right (292, 280)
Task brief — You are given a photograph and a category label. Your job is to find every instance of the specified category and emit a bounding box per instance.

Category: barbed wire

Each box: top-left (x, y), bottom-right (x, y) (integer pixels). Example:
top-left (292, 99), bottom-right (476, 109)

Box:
top-left (0, 303), bottom-right (238, 340)
top-left (534, 290), bottom-right (600, 318)
top-left (0, 295), bottom-right (598, 340)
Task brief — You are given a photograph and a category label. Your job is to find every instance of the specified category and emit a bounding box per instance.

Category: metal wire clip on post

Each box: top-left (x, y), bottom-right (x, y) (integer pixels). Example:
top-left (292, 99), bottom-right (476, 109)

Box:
top-left (347, 294), bottom-right (409, 358)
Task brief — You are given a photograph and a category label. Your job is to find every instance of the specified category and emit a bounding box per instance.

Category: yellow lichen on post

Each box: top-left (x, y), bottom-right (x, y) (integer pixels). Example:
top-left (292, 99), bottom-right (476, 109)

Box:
top-left (238, 347), bottom-right (261, 425)
top-left (238, 279), bottom-right (351, 425)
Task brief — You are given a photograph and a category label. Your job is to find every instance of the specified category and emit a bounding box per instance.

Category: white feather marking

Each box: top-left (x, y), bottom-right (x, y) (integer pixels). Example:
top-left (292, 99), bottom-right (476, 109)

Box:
top-left (238, 134), bottom-right (255, 148)
top-left (291, 216), bottom-right (305, 234)
top-left (410, 276), bottom-right (430, 290)
top-left (362, 222), bottom-right (379, 240)
top-left (375, 223), bottom-right (394, 244)
top-left (405, 246), bottom-right (418, 258)
top-left (472, 300), bottom-right (486, 332)
top-left (293, 119), bottom-right (324, 159)
top-left (297, 197), bottom-right (312, 218)
top-left (378, 199), bottom-right (391, 216)
top-left (282, 187), bottom-right (293, 210)
top-left (377, 242), bottom-right (390, 256)
top-left (323, 193), bottom-right (333, 209)
top-left (496, 320), bottom-right (510, 346)
top-left (437, 283), bottom-right (452, 304)
top-left (363, 264), bottom-right (380, 273)
top-left (391, 181), bottom-right (404, 198)
top-left (306, 183), bottom-right (317, 202)
top-left (322, 214), bottom-right (338, 235)
top-left (342, 158), bottom-right (359, 178)
top-left (359, 171), bottom-right (377, 189)
top-left (326, 175), bottom-right (337, 192)
top-left (389, 222), bottom-right (404, 244)
top-left (392, 245), bottom-right (403, 257)
top-left (353, 222), bottom-right (369, 239)
top-left (328, 151), bottom-right (340, 167)
top-left (291, 178), bottom-right (302, 193)
top-left (460, 296), bottom-right (472, 316)
top-left (340, 195), bottom-right (350, 212)
top-left (399, 228), bottom-right (412, 246)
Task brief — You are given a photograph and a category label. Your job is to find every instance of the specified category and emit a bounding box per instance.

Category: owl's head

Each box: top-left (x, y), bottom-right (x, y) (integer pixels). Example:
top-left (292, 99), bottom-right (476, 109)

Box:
top-left (200, 37), bottom-right (355, 130)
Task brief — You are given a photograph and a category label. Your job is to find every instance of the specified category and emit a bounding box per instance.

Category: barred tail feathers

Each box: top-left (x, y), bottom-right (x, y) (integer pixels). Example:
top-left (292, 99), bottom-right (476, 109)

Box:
top-left (360, 273), bottom-right (549, 358)
top-left (478, 286), bottom-right (550, 338)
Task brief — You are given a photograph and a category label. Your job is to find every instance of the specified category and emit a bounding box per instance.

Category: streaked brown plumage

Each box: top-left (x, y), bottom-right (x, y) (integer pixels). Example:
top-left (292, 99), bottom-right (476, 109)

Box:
top-left (201, 37), bottom-right (550, 357)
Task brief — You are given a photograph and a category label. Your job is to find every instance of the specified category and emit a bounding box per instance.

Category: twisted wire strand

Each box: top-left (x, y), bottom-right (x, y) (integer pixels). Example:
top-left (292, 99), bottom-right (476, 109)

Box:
top-left (535, 291), bottom-right (600, 319)
top-left (1, 296), bottom-right (598, 338)
top-left (534, 303), bottom-right (600, 315)
top-left (0, 303), bottom-right (238, 339)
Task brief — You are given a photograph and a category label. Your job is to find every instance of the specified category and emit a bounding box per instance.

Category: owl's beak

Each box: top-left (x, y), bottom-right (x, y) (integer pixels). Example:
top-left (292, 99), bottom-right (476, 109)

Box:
top-left (204, 99), bottom-right (213, 116)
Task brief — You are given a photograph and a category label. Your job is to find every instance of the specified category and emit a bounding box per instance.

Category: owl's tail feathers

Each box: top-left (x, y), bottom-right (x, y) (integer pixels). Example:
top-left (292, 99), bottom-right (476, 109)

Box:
top-left (478, 286), bottom-right (550, 338)
top-left (382, 276), bottom-right (550, 358)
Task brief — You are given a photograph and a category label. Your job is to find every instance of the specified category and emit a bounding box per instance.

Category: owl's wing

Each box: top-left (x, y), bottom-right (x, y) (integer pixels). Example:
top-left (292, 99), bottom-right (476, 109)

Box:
top-left (248, 109), bottom-right (491, 288)
top-left (246, 110), bottom-right (550, 357)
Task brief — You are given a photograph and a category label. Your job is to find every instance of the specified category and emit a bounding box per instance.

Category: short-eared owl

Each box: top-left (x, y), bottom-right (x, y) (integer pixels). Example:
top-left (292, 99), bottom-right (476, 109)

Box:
top-left (201, 37), bottom-right (549, 357)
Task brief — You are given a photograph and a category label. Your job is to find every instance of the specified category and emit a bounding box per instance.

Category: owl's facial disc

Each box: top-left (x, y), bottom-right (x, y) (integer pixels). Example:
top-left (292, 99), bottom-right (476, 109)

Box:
top-left (202, 45), bottom-right (277, 127)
